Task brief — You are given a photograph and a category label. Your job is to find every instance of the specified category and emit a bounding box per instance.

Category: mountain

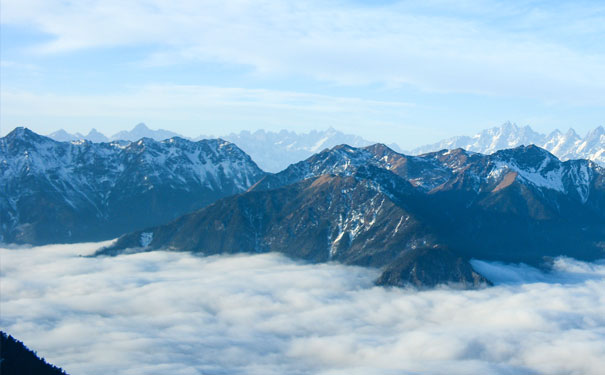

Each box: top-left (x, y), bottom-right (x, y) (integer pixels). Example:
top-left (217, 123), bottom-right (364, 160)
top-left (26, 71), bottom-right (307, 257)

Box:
top-left (100, 143), bottom-right (605, 288)
top-left (221, 128), bottom-right (388, 172)
top-left (0, 128), bottom-right (266, 245)
top-left (47, 129), bottom-right (81, 142)
top-left (46, 125), bottom-right (385, 171)
top-left (48, 124), bottom-right (181, 143)
top-left (83, 128), bottom-right (109, 143)
top-left (1, 331), bottom-right (68, 375)
top-left (48, 128), bottom-right (109, 143)
top-left (110, 123), bottom-right (182, 141)
top-left (412, 122), bottom-right (605, 166)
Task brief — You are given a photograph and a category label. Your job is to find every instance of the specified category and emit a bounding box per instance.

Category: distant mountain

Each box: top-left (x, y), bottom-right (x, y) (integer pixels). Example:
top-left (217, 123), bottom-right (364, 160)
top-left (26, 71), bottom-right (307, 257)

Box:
top-left (221, 128), bottom-right (393, 172)
top-left (47, 126), bottom-right (383, 172)
top-left (100, 144), bottom-right (605, 288)
top-left (84, 128), bottom-right (109, 143)
top-left (1, 331), bottom-right (68, 375)
top-left (412, 122), bottom-right (605, 166)
top-left (110, 123), bottom-right (182, 141)
top-left (48, 123), bottom-right (180, 143)
top-left (0, 128), bottom-right (266, 245)
top-left (47, 129), bottom-right (81, 142)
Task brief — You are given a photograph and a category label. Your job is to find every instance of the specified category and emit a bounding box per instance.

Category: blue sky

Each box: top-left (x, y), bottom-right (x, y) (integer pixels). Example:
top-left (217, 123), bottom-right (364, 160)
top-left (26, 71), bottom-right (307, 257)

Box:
top-left (1, 0), bottom-right (604, 148)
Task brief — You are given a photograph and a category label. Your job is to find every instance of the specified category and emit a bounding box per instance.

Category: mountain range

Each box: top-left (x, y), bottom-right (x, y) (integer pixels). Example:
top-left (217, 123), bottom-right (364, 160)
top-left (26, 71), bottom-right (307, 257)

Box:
top-left (220, 128), bottom-right (384, 172)
top-left (46, 122), bottom-right (604, 171)
top-left (47, 124), bottom-right (382, 172)
top-left (0, 128), bottom-right (265, 244)
top-left (100, 142), bottom-right (605, 288)
top-left (411, 121), bottom-right (604, 166)
top-left (48, 123), bottom-right (181, 143)
top-left (4, 127), bottom-right (604, 287)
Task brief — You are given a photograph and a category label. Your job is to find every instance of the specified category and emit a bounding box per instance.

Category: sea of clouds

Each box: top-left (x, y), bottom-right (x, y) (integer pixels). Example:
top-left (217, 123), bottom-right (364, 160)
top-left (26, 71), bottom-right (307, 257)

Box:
top-left (1, 242), bottom-right (605, 375)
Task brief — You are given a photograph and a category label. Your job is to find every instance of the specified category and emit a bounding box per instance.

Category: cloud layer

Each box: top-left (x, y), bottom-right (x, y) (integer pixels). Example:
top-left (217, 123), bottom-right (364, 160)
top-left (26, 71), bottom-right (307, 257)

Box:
top-left (1, 242), bottom-right (605, 374)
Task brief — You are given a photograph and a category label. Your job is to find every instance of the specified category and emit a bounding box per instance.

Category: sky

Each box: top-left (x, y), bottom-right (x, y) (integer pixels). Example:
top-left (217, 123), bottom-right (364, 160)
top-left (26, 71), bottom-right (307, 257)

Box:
top-left (1, 242), bottom-right (605, 374)
top-left (1, 0), bottom-right (604, 148)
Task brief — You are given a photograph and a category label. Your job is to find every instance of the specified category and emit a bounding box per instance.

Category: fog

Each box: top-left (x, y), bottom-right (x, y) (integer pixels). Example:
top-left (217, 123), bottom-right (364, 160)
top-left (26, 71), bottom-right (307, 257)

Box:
top-left (1, 242), bottom-right (604, 375)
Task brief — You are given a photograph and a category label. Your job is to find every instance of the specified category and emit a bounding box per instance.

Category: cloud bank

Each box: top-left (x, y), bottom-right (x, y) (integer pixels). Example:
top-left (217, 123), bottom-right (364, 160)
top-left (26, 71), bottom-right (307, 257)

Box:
top-left (1, 243), bottom-right (605, 374)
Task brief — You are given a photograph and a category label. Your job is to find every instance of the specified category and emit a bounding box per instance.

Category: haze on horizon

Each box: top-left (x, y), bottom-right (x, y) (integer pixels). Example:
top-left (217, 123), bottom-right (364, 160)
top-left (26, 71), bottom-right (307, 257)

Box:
top-left (1, 0), bottom-right (604, 149)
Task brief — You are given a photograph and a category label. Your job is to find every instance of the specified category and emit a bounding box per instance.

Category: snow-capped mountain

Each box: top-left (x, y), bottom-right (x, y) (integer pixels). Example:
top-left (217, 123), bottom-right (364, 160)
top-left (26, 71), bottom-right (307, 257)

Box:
top-left (0, 128), bottom-right (266, 244)
top-left (102, 143), bottom-right (605, 288)
top-left (412, 122), bottom-right (605, 166)
top-left (47, 125), bottom-right (384, 172)
top-left (221, 128), bottom-right (386, 172)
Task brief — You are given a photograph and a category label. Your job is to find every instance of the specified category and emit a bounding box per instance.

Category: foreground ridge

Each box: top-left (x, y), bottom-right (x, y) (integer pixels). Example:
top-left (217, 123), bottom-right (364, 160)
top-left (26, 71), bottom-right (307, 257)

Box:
top-left (1, 127), bottom-right (266, 244)
top-left (99, 143), bottom-right (605, 288)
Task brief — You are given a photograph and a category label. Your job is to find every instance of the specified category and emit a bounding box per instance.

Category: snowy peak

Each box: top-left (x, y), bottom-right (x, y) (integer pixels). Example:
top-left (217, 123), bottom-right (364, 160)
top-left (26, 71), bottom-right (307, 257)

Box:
top-left (6, 126), bottom-right (45, 141)
top-left (45, 125), bottom-right (389, 171)
top-left (492, 145), bottom-right (558, 169)
top-left (102, 139), bottom-right (605, 289)
top-left (3, 127), bottom-right (55, 152)
top-left (488, 146), bottom-right (566, 193)
top-left (1, 128), bottom-right (266, 244)
top-left (222, 128), bottom-right (378, 172)
top-left (251, 142), bottom-right (603, 209)
top-left (413, 122), bottom-right (604, 166)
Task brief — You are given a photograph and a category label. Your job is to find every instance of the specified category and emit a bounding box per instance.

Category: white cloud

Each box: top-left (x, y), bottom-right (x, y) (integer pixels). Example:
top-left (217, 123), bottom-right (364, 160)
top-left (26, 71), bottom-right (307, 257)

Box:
top-left (1, 242), bottom-right (605, 374)
top-left (2, 0), bottom-right (605, 104)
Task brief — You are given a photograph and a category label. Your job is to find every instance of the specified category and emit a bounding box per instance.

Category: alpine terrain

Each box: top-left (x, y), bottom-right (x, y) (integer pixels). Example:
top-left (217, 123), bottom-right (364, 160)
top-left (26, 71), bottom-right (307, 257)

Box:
top-left (220, 127), bottom-right (387, 172)
top-left (412, 122), bottom-right (605, 166)
top-left (48, 125), bottom-right (385, 172)
top-left (0, 128), bottom-right (266, 245)
top-left (100, 143), bottom-right (605, 287)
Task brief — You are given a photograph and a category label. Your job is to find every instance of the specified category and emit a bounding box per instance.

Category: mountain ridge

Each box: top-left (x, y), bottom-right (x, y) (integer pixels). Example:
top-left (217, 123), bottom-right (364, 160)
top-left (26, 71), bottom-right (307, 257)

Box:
top-left (1, 127), bottom-right (266, 244)
top-left (99, 142), bottom-right (605, 288)
top-left (412, 122), bottom-right (604, 166)
top-left (43, 122), bottom-right (604, 170)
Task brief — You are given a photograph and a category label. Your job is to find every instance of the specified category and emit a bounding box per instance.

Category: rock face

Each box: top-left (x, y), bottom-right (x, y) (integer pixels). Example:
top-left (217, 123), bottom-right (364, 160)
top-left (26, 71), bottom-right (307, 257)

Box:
top-left (100, 143), bottom-right (605, 288)
top-left (412, 122), bottom-right (605, 167)
top-left (0, 128), bottom-right (266, 245)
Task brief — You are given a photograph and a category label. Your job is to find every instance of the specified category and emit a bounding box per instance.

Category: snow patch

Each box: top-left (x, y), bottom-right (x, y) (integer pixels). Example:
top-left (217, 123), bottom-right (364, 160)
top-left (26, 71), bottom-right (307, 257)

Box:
top-left (489, 161), bottom-right (565, 193)
top-left (140, 232), bottom-right (153, 247)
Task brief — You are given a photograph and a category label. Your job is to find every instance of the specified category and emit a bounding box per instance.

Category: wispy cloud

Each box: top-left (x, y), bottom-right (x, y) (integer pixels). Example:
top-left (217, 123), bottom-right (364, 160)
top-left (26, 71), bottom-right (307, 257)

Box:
top-left (0, 85), bottom-right (421, 143)
top-left (2, 0), bottom-right (605, 104)
top-left (2, 243), bottom-right (605, 374)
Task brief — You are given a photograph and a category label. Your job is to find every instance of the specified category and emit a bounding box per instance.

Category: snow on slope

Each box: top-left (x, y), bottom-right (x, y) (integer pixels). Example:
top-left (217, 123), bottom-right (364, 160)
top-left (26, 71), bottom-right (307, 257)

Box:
top-left (0, 128), bottom-right (266, 243)
top-left (412, 122), bottom-right (604, 166)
